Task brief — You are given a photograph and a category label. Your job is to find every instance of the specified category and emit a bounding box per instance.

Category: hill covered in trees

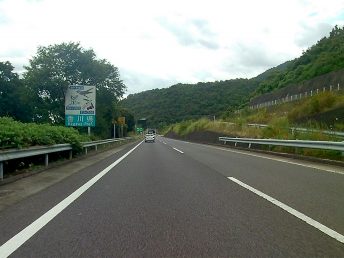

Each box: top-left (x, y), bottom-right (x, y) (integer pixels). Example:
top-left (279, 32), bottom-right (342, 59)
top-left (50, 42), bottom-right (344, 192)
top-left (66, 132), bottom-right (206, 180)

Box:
top-left (121, 79), bottom-right (259, 127)
top-left (254, 26), bottom-right (344, 95)
top-left (122, 26), bottom-right (344, 127)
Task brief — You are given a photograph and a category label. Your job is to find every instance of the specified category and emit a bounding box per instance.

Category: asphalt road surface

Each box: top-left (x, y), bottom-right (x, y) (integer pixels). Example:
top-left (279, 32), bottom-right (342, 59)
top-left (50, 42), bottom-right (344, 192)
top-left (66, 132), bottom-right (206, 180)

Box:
top-left (0, 136), bottom-right (344, 257)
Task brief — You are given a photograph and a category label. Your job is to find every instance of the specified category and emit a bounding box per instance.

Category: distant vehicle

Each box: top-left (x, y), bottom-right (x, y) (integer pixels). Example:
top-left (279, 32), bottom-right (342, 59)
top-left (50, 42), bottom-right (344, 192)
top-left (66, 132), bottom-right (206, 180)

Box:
top-left (145, 133), bottom-right (155, 143)
top-left (147, 128), bottom-right (156, 135)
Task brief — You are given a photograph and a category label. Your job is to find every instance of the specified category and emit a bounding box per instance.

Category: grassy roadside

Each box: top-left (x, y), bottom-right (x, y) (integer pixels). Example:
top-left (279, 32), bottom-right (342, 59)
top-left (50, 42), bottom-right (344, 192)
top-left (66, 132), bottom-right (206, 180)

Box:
top-left (164, 92), bottom-right (344, 161)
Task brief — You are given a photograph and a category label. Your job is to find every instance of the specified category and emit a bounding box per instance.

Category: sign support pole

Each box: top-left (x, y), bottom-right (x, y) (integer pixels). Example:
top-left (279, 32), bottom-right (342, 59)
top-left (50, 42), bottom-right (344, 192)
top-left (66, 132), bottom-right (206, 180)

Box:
top-left (113, 123), bottom-right (116, 138)
top-left (88, 127), bottom-right (91, 136)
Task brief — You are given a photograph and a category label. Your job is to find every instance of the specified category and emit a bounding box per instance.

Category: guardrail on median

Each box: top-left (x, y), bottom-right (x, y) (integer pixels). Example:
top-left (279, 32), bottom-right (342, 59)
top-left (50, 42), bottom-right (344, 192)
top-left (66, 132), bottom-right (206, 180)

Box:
top-left (218, 137), bottom-right (344, 152)
top-left (0, 137), bottom-right (132, 181)
top-left (247, 123), bottom-right (344, 138)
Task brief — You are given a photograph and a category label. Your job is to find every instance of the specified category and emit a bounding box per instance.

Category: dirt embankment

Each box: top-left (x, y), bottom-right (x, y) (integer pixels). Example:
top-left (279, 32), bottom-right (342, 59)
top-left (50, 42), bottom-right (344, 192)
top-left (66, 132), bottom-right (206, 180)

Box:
top-left (296, 106), bottom-right (344, 124)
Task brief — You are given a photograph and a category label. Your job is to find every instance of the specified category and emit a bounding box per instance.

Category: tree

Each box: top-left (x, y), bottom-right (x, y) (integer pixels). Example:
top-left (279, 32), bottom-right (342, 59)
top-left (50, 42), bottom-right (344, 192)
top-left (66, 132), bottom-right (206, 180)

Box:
top-left (0, 61), bottom-right (31, 121)
top-left (24, 42), bottom-right (126, 137)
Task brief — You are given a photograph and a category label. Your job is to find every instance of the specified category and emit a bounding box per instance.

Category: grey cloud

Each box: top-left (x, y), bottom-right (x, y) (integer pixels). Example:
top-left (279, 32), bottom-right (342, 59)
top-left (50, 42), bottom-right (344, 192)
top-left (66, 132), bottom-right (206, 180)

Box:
top-left (0, 12), bottom-right (8, 24)
top-left (0, 49), bottom-right (27, 59)
top-left (235, 44), bottom-right (280, 68)
top-left (193, 70), bottom-right (216, 82)
top-left (120, 68), bottom-right (179, 95)
top-left (157, 17), bottom-right (219, 50)
top-left (221, 44), bottom-right (287, 79)
top-left (0, 16), bottom-right (7, 24)
top-left (198, 39), bottom-right (219, 50)
top-left (27, 0), bottom-right (44, 3)
top-left (295, 22), bottom-right (332, 47)
top-left (191, 19), bottom-right (216, 37)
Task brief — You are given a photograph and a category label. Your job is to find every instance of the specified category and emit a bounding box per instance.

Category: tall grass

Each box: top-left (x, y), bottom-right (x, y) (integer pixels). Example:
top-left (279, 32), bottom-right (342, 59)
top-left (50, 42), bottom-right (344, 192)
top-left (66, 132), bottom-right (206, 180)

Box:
top-left (165, 92), bottom-right (343, 161)
top-left (288, 92), bottom-right (342, 122)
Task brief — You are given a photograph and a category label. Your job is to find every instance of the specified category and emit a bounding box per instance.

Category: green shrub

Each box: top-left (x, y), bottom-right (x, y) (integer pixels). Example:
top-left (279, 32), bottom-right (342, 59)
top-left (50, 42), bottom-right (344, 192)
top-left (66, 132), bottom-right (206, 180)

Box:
top-left (0, 117), bottom-right (90, 152)
top-left (263, 117), bottom-right (290, 139)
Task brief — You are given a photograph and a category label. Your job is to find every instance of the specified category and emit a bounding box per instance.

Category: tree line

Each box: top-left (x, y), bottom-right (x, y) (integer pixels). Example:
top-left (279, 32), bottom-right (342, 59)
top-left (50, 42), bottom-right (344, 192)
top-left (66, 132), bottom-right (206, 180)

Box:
top-left (121, 79), bottom-right (259, 128)
top-left (0, 42), bottom-right (134, 138)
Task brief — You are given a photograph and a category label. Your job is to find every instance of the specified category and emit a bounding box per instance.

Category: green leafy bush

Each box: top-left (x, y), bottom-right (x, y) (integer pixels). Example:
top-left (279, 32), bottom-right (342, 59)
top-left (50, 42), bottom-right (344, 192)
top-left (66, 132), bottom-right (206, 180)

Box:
top-left (262, 117), bottom-right (290, 139)
top-left (0, 117), bottom-right (91, 152)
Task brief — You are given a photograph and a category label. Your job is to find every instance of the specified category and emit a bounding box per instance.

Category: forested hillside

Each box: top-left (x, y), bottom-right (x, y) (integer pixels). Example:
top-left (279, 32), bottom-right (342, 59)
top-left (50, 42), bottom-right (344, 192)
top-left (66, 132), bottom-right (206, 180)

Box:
top-left (255, 26), bottom-right (344, 95)
top-left (121, 79), bottom-right (259, 127)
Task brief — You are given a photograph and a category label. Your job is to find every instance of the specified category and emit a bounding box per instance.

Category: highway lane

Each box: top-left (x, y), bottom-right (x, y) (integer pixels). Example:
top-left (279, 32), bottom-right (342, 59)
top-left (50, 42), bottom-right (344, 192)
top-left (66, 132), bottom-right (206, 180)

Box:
top-left (160, 137), bottom-right (344, 234)
top-left (0, 138), bottom-right (343, 257)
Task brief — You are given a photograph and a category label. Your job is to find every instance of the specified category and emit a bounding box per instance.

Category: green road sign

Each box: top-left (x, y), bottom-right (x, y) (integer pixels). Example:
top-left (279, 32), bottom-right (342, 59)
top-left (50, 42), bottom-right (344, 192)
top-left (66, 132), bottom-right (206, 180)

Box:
top-left (136, 127), bottom-right (143, 132)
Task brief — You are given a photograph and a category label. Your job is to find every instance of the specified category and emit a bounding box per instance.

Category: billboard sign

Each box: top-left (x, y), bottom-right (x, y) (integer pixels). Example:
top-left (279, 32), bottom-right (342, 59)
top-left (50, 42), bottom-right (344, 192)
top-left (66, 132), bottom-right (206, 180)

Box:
top-left (65, 85), bottom-right (96, 127)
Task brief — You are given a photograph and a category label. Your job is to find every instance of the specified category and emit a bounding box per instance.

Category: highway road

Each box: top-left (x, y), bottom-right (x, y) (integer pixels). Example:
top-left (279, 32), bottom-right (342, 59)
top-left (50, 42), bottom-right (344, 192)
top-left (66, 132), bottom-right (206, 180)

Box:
top-left (0, 136), bottom-right (344, 257)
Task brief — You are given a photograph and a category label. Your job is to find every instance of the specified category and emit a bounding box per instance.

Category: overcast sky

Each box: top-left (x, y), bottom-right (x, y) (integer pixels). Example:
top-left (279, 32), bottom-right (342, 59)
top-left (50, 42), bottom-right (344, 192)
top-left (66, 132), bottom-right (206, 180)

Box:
top-left (1, 0), bottom-right (344, 95)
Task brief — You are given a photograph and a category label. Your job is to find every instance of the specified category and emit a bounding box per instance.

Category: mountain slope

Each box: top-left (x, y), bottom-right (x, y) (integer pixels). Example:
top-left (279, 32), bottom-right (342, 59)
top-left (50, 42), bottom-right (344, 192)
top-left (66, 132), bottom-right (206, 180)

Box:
top-left (255, 26), bottom-right (344, 95)
top-left (121, 79), bottom-right (259, 127)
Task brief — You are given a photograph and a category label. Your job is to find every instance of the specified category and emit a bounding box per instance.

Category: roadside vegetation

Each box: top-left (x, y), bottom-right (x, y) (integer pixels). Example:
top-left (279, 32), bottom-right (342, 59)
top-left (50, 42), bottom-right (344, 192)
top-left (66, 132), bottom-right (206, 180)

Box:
top-left (0, 117), bottom-right (91, 152)
top-left (165, 92), bottom-right (344, 161)
top-left (0, 42), bottom-right (135, 139)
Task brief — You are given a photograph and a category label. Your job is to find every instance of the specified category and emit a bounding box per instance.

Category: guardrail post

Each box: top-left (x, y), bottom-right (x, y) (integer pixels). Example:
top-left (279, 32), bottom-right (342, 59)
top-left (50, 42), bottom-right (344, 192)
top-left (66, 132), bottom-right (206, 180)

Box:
top-left (248, 143), bottom-right (251, 148)
top-left (0, 162), bottom-right (3, 181)
top-left (69, 150), bottom-right (73, 160)
top-left (95, 145), bottom-right (98, 151)
top-left (235, 142), bottom-right (237, 147)
top-left (85, 147), bottom-right (88, 155)
top-left (45, 154), bottom-right (49, 167)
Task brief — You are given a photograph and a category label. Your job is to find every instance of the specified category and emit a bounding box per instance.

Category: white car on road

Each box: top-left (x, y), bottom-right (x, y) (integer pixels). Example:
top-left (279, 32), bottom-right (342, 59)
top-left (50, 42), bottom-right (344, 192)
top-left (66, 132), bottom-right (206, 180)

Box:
top-left (145, 133), bottom-right (155, 143)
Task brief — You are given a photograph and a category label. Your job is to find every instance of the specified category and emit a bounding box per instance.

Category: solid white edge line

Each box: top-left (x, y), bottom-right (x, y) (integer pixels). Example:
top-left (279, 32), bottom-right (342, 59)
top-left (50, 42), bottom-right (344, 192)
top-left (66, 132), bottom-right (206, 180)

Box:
top-left (227, 177), bottom-right (344, 244)
top-left (176, 139), bottom-right (343, 175)
top-left (0, 141), bottom-right (143, 258)
top-left (173, 147), bottom-right (184, 154)
top-left (215, 146), bottom-right (344, 175)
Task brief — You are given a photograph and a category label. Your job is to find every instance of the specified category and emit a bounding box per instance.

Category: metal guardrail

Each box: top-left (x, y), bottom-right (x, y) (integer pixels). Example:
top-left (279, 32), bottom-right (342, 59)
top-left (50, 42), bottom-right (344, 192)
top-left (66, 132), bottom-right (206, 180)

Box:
top-left (0, 137), bottom-right (132, 180)
top-left (219, 137), bottom-right (344, 152)
top-left (82, 138), bottom-right (133, 154)
top-left (247, 123), bottom-right (344, 137)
